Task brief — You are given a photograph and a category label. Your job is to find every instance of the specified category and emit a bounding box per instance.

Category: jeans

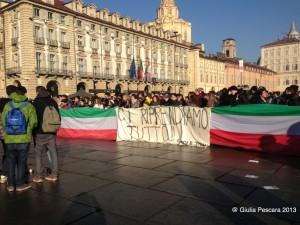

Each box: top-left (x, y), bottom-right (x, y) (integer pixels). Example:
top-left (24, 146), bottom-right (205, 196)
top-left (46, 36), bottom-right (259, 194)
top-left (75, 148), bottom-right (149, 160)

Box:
top-left (35, 134), bottom-right (58, 177)
top-left (6, 143), bottom-right (30, 187)
top-left (1, 140), bottom-right (8, 176)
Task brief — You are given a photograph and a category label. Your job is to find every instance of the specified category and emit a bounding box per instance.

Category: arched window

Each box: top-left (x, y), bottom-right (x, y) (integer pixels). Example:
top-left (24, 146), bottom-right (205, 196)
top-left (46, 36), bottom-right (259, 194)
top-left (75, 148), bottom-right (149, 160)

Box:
top-left (144, 85), bottom-right (150, 94)
top-left (115, 84), bottom-right (122, 95)
top-left (77, 82), bottom-right (86, 91)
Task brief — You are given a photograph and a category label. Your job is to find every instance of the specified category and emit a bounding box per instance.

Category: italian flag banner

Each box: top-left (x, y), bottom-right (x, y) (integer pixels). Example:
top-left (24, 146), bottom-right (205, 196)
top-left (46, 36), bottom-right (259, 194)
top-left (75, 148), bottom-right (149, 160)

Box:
top-left (57, 108), bottom-right (117, 140)
top-left (211, 104), bottom-right (300, 154)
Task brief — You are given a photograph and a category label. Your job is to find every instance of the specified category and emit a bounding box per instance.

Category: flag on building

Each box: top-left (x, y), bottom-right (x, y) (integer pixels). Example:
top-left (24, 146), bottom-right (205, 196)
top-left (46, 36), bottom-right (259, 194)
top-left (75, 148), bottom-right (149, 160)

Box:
top-left (210, 104), bottom-right (300, 154)
top-left (129, 57), bottom-right (136, 79)
top-left (138, 59), bottom-right (144, 79)
top-left (57, 108), bottom-right (117, 140)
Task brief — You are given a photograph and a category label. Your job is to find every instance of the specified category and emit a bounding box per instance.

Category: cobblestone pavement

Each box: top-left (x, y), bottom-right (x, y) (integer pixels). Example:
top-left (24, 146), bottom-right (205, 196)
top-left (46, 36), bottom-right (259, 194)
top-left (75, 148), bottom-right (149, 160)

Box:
top-left (1, 139), bottom-right (300, 225)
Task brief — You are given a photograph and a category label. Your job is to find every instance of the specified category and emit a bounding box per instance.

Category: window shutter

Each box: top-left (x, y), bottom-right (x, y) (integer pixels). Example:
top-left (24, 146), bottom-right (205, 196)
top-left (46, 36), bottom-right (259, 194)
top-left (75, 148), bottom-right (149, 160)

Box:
top-left (42, 53), bottom-right (46, 68)
top-left (55, 55), bottom-right (59, 70)
top-left (84, 59), bottom-right (87, 72)
top-left (48, 53), bottom-right (50, 68)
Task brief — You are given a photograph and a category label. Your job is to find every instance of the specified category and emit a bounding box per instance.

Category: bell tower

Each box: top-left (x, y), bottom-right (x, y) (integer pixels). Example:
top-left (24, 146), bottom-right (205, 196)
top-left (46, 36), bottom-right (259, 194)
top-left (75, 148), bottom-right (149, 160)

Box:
top-left (223, 38), bottom-right (237, 58)
top-left (157, 0), bottom-right (179, 22)
top-left (153, 0), bottom-right (192, 43)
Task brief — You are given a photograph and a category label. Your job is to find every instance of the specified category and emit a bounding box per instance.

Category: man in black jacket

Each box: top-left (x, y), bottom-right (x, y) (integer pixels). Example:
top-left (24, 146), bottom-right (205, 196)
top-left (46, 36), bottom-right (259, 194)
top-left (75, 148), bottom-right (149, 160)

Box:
top-left (218, 86), bottom-right (238, 106)
top-left (0, 85), bottom-right (17, 184)
top-left (32, 86), bottom-right (60, 183)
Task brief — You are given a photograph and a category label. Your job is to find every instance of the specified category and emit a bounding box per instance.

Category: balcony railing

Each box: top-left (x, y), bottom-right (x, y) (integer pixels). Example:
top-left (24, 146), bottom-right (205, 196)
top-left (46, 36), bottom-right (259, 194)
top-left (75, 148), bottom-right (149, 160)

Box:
top-left (35, 67), bottom-right (73, 76)
top-left (61, 42), bottom-right (70, 49)
top-left (78, 71), bottom-right (88, 77)
top-left (92, 48), bottom-right (98, 55)
top-left (6, 67), bottom-right (21, 75)
top-left (115, 75), bottom-right (131, 80)
top-left (11, 37), bottom-right (18, 46)
top-left (179, 80), bottom-right (190, 85)
top-left (116, 53), bottom-right (122, 58)
top-left (48, 39), bottom-right (58, 47)
top-left (78, 45), bottom-right (85, 52)
top-left (35, 37), bottom-right (45, 45)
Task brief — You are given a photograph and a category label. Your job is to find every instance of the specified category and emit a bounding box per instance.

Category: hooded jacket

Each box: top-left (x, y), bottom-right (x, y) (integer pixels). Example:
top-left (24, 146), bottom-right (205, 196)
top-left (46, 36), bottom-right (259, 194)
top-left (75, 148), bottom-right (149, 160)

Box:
top-left (1, 93), bottom-right (37, 144)
top-left (32, 91), bottom-right (60, 134)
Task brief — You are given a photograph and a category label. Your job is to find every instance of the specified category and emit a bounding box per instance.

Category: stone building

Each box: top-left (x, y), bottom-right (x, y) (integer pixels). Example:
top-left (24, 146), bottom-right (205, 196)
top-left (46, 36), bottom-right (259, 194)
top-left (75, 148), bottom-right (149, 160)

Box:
top-left (223, 38), bottom-right (237, 58)
top-left (189, 42), bottom-right (276, 92)
top-left (189, 44), bottom-right (226, 92)
top-left (0, 0), bottom-right (190, 97)
top-left (149, 0), bottom-right (192, 44)
top-left (0, 0), bottom-right (276, 97)
top-left (261, 22), bottom-right (300, 91)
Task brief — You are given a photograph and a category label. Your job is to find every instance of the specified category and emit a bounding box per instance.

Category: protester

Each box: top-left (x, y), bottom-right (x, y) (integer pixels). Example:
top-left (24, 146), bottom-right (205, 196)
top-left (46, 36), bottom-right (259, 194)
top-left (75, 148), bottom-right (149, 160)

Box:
top-left (1, 86), bottom-right (37, 192)
top-left (218, 86), bottom-right (238, 106)
top-left (120, 94), bottom-right (130, 108)
top-left (253, 87), bottom-right (269, 104)
top-left (143, 95), bottom-right (152, 108)
top-left (130, 94), bottom-right (140, 108)
top-left (151, 95), bottom-right (161, 106)
top-left (168, 94), bottom-right (181, 106)
top-left (0, 85), bottom-right (18, 185)
top-left (207, 91), bottom-right (217, 107)
top-left (32, 86), bottom-right (61, 183)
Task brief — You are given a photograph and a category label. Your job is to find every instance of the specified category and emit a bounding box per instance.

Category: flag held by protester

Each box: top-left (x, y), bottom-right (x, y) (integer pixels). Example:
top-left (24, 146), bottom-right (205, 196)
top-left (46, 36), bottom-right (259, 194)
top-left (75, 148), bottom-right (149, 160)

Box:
top-left (57, 108), bottom-right (117, 140)
top-left (210, 104), bottom-right (300, 155)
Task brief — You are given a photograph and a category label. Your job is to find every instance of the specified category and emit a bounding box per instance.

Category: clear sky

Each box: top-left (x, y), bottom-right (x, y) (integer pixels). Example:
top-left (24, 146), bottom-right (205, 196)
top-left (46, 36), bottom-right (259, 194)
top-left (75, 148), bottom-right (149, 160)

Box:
top-left (84, 0), bottom-right (300, 63)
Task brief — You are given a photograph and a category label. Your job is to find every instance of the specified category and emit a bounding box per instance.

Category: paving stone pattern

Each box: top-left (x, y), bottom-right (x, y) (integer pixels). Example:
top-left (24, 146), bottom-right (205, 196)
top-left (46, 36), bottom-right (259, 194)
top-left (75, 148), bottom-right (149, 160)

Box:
top-left (0, 139), bottom-right (299, 225)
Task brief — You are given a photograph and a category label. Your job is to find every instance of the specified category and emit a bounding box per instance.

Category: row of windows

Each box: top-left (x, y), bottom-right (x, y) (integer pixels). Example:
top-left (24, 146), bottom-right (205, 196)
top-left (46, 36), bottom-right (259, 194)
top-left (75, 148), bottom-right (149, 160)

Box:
top-left (35, 52), bottom-right (187, 76)
top-left (32, 7), bottom-right (178, 42)
top-left (35, 52), bottom-right (69, 71)
top-left (34, 26), bottom-right (67, 42)
top-left (200, 74), bottom-right (225, 84)
top-left (32, 25), bottom-right (187, 59)
top-left (264, 47), bottom-right (299, 58)
top-left (34, 8), bottom-right (66, 25)
top-left (282, 79), bottom-right (298, 86)
top-left (284, 64), bottom-right (298, 71)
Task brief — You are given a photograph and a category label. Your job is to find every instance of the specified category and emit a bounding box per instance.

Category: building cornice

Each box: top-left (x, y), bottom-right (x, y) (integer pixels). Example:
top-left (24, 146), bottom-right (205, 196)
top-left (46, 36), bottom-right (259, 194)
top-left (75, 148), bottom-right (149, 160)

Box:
top-left (261, 38), bottom-right (300, 48)
top-left (0, 0), bottom-right (191, 48)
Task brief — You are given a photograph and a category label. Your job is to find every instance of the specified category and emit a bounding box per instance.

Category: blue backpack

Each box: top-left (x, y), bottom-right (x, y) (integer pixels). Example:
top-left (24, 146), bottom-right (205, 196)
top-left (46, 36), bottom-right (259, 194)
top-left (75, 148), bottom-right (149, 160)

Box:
top-left (5, 101), bottom-right (29, 135)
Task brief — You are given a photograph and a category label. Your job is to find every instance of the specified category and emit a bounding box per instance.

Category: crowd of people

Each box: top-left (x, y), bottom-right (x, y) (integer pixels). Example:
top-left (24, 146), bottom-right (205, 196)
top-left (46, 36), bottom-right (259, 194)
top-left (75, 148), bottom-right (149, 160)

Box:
top-left (0, 83), bottom-right (299, 193)
top-left (0, 85), bottom-right (60, 192)
top-left (56, 84), bottom-right (300, 109)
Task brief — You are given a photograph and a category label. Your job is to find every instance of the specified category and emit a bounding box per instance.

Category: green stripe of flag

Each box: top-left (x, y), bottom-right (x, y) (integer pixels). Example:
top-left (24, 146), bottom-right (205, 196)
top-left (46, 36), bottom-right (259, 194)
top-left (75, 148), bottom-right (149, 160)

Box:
top-left (60, 108), bottom-right (116, 118)
top-left (212, 104), bottom-right (300, 116)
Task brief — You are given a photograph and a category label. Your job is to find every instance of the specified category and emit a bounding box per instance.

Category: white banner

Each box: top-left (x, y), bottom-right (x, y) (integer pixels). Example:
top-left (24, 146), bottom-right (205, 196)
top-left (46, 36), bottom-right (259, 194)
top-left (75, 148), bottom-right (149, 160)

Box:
top-left (117, 107), bottom-right (211, 146)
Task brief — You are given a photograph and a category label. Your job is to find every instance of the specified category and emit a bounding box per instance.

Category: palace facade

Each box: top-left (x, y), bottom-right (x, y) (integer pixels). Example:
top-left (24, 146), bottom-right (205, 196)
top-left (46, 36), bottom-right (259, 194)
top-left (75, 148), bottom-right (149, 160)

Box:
top-left (0, 0), bottom-right (190, 97)
top-left (261, 22), bottom-right (300, 91)
top-left (190, 40), bottom-right (276, 92)
top-left (0, 0), bottom-right (276, 97)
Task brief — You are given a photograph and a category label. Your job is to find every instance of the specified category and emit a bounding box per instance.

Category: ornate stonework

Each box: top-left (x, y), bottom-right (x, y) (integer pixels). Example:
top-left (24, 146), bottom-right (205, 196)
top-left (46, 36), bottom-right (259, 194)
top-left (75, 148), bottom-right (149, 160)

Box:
top-left (153, 0), bottom-right (192, 43)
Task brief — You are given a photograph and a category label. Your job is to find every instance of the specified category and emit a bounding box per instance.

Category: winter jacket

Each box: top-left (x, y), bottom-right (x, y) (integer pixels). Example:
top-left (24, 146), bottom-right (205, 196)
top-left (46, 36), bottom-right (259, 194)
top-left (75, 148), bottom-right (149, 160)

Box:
top-left (0, 98), bottom-right (12, 139)
top-left (32, 94), bottom-right (60, 134)
top-left (1, 93), bottom-right (37, 144)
